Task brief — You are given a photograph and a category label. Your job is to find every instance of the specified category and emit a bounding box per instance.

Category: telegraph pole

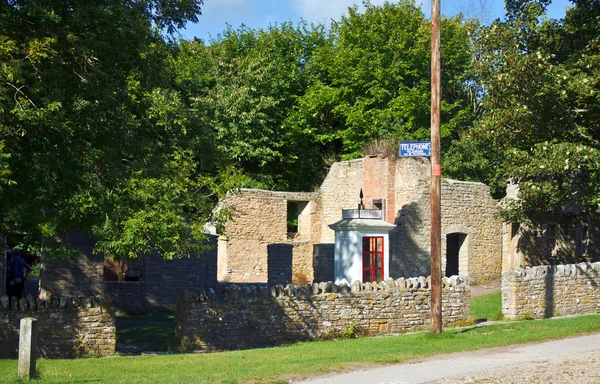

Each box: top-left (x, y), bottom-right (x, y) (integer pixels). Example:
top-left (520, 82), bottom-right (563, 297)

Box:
top-left (430, 0), bottom-right (443, 335)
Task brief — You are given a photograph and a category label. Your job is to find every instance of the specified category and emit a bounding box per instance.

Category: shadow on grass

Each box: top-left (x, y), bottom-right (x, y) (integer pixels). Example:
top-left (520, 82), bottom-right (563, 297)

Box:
top-left (116, 309), bottom-right (178, 353)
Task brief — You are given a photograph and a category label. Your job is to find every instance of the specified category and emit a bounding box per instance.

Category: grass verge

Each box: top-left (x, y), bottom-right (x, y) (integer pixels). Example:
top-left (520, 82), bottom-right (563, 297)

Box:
top-left (471, 292), bottom-right (503, 322)
top-left (116, 309), bottom-right (177, 352)
top-left (0, 314), bottom-right (599, 384)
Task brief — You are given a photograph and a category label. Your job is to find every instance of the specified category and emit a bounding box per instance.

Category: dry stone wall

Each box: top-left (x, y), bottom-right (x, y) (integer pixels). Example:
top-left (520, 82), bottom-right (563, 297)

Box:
top-left (502, 262), bottom-right (600, 319)
top-left (0, 294), bottom-right (115, 358)
top-left (175, 276), bottom-right (470, 351)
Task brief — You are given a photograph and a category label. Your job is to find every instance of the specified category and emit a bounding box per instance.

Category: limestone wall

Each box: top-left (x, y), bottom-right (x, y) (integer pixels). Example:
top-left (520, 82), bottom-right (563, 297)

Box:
top-left (218, 189), bottom-right (319, 284)
top-left (502, 262), bottom-right (600, 319)
top-left (390, 157), bottom-right (502, 284)
top-left (41, 235), bottom-right (218, 312)
top-left (0, 294), bottom-right (115, 358)
top-left (441, 179), bottom-right (503, 284)
top-left (391, 157), bottom-right (432, 278)
top-left (175, 276), bottom-right (470, 351)
top-left (318, 159), bottom-right (364, 243)
top-left (502, 215), bottom-right (600, 270)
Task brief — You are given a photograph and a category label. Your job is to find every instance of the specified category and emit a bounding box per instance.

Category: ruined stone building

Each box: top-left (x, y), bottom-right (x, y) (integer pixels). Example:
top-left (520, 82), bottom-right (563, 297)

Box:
top-left (501, 184), bottom-right (600, 271)
top-left (216, 155), bottom-right (600, 287)
top-left (4, 155), bottom-right (598, 311)
top-left (215, 155), bottom-right (504, 286)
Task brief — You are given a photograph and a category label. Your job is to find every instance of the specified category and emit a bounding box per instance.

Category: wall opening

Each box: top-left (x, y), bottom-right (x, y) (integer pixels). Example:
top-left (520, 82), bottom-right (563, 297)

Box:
top-left (287, 201), bottom-right (309, 236)
top-left (445, 233), bottom-right (467, 277)
top-left (5, 234), bottom-right (40, 298)
top-left (104, 256), bottom-right (144, 282)
top-left (370, 198), bottom-right (386, 221)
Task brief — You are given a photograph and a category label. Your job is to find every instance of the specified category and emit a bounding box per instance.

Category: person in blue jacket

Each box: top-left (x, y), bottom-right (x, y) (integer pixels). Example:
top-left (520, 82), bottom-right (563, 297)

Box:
top-left (9, 247), bottom-right (31, 299)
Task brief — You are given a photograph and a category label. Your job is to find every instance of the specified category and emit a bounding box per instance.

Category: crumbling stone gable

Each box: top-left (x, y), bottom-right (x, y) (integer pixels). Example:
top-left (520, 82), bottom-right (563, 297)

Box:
top-left (318, 159), bottom-right (364, 244)
top-left (217, 189), bottom-right (319, 284)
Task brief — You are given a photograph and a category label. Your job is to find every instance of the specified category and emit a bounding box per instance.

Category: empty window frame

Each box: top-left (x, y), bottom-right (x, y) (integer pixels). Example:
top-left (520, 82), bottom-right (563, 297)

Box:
top-left (287, 201), bottom-right (309, 234)
top-left (370, 199), bottom-right (386, 221)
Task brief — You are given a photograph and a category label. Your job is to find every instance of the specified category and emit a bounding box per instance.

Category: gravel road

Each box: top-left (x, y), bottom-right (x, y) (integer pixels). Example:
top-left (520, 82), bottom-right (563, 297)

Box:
top-left (426, 348), bottom-right (600, 384)
top-left (295, 333), bottom-right (600, 384)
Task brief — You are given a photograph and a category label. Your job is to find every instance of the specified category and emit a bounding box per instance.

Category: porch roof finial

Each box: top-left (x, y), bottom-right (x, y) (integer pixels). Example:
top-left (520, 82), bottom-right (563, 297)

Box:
top-left (358, 188), bottom-right (365, 210)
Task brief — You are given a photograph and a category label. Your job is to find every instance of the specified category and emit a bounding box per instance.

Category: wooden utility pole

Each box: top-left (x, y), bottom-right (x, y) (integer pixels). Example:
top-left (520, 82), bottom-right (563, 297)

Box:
top-left (430, 0), bottom-right (443, 335)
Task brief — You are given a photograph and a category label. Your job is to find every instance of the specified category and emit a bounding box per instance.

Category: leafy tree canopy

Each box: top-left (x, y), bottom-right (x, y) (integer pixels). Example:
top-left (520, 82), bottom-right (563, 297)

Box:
top-left (0, 0), bottom-right (238, 259)
top-left (462, 0), bottom-right (600, 220)
top-left (174, 0), bottom-right (478, 191)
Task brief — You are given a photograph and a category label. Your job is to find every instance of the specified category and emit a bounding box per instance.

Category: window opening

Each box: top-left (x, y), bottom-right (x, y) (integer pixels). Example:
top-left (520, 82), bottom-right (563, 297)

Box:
top-left (287, 202), bottom-right (300, 233)
top-left (370, 199), bottom-right (385, 221)
top-left (287, 201), bottom-right (309, 236)
top-left (362, 236), bottom-right (384, 283)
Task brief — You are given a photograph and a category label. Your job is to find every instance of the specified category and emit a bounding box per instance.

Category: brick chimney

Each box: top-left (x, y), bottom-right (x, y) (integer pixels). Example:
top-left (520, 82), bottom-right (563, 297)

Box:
top-left (362, 155), bottom-right (396, 224)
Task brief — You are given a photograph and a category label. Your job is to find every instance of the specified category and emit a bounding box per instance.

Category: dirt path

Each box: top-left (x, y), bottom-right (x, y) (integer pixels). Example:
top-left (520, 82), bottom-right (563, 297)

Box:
top-left (470, 279), bottom-right (501, 298)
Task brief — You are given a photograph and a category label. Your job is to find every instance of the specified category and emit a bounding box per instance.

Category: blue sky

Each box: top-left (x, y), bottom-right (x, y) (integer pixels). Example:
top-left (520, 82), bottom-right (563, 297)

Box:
top-left (179, 0), bottom-right (574, 41)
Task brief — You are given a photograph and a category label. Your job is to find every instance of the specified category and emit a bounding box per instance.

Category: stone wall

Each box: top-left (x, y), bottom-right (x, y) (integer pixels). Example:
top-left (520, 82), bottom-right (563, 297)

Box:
top-left (441, 179), bottom-right (503, 284)
top-left (175, 276), bottom-right (470, 351)
top-left (389, 157), bottom-right (502, 284)
top-left (40, 232), bottom-right (104, 299)
top-left (318, 159), bottom-right (365, 243)
top-left (502, 214), bottom-right (600, 271)
top-left (502, 262), bottom-right (600, 319)
top-left (0, 294), bottom-right (115, 358)
top-left (218, 189), bottom-right (319, 284)
top-left (363, 156), bottom-right (396, 224)
top-left (41, 235), bottom-right (218, 312)
top-left (391, 157), bottom-right (432, 278)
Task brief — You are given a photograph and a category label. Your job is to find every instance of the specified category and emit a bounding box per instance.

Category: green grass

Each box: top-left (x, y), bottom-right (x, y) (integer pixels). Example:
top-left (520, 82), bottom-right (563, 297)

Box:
top-left (471, 292), bottom-right (503, 322)
top-left (1, 314), bottom-right (599, 384)
top-left (116, 309), bottom-right (177, 352)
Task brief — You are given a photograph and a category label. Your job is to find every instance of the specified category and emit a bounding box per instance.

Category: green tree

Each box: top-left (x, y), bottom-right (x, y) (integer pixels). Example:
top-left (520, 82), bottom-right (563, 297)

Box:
top-left (173, 22), bottom-right (328, 191)
top-left (0, 0), bottom-right (234, 259)
top-left (466, 0), bottom-right (600, 219)
top-left (289, 1), bottom-right (477, 160)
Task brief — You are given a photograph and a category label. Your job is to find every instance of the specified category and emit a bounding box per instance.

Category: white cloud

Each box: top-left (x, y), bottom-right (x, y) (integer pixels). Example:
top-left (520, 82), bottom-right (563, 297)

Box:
top-left (291, 0), bottom-right (388, 25)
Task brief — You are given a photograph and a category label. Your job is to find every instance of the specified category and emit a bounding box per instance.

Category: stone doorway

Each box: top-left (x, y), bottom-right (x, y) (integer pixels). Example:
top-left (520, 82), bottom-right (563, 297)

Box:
top-left (446, 233), bottom-right (467, 277)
